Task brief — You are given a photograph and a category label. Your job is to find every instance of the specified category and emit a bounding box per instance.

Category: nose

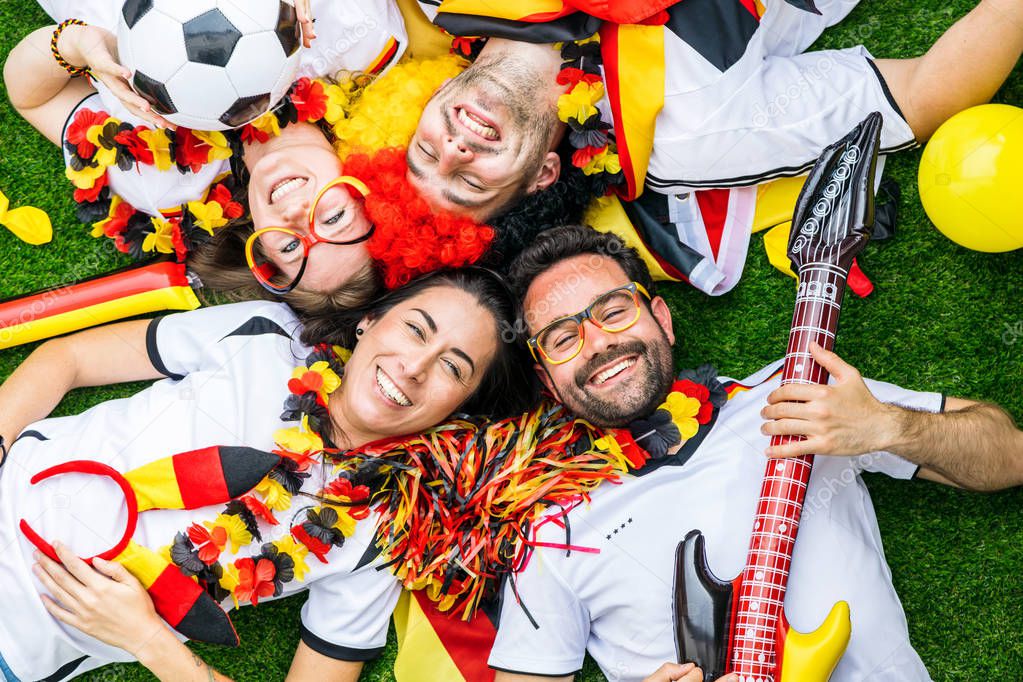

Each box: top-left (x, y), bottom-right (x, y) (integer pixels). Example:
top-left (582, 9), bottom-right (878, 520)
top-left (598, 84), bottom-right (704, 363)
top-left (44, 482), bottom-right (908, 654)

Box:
top-left (399, 353), bottom-right (431, 384)
top-left (579, 320), bottom-right (619, 359)
top-left (438, 135), bottom-right (473, 174)
top-left (278, 195), bottom-right (310, 227)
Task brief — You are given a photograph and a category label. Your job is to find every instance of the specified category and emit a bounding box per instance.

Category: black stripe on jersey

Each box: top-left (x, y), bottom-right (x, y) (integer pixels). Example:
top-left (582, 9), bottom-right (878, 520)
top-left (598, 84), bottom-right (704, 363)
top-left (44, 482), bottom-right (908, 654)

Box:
top-left (220, 316), bottom-right (292, 342)
top-left (14, 430), bottom-right (49, 444)
top-left (299, 625), bottom-right (385, 661)
top-left (433, 13), bottom-right (599, 44)
top-left (643, 139), bottom-right (918, 190)
top-left (490, 665), bottom-right (582, 678)
top-left (40, 655), bottom-right (88, 682)
top-left (665, 0), bottom-right (760, 73)
top-left (419, 0), bottom-right (441, 6)
top-left (354, 540), bottom-right (383, 571)
top-left (146, 316), bottom-right (185, 381)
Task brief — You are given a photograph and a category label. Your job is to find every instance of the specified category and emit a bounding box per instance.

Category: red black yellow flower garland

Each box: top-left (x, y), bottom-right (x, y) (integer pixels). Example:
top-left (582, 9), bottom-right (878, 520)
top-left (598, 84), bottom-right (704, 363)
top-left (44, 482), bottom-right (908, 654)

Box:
top-left (66, 78), bottom-right (344, 261)
top-left (163, 343), bottom-right (372, 608)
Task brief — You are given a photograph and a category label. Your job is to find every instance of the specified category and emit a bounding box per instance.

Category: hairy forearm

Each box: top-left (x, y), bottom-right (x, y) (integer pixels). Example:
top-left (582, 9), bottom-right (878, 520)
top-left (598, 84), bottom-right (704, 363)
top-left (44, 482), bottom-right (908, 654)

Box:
top-left (135, 629), bottom-right (233, 682)
top-left (881, 401), bottom-right (1023, 491)
top-left (0, 339), bottom-right (79, 445)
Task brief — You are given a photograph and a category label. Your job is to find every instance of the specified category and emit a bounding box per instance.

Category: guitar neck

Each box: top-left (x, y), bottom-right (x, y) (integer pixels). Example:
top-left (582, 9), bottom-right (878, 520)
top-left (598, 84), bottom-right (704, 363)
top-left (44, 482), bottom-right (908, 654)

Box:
top-left (728, 262), bottom-right (852, 679)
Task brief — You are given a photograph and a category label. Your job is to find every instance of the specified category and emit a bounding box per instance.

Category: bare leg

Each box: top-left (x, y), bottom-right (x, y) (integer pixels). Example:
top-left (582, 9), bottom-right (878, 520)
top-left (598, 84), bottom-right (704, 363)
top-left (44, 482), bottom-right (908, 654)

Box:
top-left (876, 0), bottom-right (1023, 140)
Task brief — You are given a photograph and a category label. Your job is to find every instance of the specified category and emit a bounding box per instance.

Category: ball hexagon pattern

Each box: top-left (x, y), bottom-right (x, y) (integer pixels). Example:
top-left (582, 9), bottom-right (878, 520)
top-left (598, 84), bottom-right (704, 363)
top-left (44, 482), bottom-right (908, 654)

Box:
top-left (117, 0), bottom-right (303, 131)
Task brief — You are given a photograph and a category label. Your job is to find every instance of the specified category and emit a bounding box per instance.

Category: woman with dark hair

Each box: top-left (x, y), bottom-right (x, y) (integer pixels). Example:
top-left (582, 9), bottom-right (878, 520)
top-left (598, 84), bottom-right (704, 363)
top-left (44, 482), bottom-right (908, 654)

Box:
top-left (0, 267), bottom-right (535, 681)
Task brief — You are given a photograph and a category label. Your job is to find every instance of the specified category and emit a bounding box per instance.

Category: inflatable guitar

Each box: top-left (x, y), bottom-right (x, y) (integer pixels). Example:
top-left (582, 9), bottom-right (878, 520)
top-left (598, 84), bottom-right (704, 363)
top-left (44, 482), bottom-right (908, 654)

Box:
top-left (673, 112), bottom-right (883, 681)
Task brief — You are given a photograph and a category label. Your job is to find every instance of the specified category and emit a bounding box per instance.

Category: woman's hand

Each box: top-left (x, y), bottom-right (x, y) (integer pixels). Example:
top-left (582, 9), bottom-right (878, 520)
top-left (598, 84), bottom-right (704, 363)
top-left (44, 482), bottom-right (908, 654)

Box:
top-left (295, 0), bottom-right (316, 48)
top-left (34, 542), bottom-right (167, 657)
top-left (59, 24), bottom-right (174, 128)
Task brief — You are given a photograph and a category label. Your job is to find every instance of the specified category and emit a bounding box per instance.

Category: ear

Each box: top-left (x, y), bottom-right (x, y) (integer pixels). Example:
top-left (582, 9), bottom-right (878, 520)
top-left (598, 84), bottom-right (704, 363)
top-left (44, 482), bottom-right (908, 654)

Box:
top-left (649, 296), bottom-right (675, 346)
top-left (534, 362), bottom-right (556, 396)
top-left (527, 152), bottom-right (562, 194)
top-left (357, 314), bottom-right (378, 334)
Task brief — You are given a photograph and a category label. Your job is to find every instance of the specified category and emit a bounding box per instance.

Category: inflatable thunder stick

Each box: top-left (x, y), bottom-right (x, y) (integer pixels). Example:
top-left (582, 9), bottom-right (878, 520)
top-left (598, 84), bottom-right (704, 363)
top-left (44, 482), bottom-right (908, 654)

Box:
top-left (0, 260), bottom-right (199, 350)
top-left (675, 113), bottom-right (884, 682)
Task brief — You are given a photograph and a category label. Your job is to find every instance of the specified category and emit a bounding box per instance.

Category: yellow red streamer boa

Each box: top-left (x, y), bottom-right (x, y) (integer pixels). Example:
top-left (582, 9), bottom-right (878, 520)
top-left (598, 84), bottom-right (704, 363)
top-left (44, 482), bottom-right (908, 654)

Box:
top-left (66, 77), bottom-right (347, 261)
top-left (162, 335), bottom-right (722, 615)
top-left (162, 343), bottom-right (371, 608)
top-left (331, 365), bottom-right (724, 620)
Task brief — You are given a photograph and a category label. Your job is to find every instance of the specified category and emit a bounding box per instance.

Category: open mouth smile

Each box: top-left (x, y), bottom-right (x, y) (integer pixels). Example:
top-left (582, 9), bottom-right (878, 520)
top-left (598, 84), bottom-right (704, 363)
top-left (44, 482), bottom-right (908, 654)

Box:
top-left (376, 367), bottom-right (412, 407)
top-left (588, 356), bottom-right (638, 387)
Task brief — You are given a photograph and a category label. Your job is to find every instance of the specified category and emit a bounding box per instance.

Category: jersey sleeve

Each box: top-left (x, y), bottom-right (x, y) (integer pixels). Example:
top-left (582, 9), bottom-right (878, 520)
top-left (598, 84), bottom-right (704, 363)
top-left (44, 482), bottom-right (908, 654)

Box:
top-left (146, 301), bottom-right (298, 380)
top-left (488, 553), bottom-right (590, 676)
top-left (855, 377), bottom-right (945, 480)
top-left (299, 558), bottom-right (401, 661)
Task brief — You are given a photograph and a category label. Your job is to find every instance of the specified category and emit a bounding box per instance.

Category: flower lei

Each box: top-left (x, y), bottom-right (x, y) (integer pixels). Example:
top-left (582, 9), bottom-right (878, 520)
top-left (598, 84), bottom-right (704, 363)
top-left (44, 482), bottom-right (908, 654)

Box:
top-left (162, 343), bottom-right (373, 608)
top-left (66, 77), bottom-right (349, 261)
top-left (451, 34), bottom-right (624, 193)
top-left (618, 364), bottom-right (728, 460)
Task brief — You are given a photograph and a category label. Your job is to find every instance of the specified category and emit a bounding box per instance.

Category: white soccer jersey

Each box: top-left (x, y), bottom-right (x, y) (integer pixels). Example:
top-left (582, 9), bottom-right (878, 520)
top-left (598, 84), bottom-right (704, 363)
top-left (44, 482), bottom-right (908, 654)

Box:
top-left (48, 0), bottom-right (408, 217)
top-left (0, 301), bottom-right (399, 681)
top-left (489, 361), bottom-right (943, 682)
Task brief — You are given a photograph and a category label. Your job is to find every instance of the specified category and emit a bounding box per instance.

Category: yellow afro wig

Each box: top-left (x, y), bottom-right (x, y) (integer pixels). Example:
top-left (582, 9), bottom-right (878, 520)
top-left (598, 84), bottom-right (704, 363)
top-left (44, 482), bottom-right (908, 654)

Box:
top-left (330, 54), bottom-right (467, 159)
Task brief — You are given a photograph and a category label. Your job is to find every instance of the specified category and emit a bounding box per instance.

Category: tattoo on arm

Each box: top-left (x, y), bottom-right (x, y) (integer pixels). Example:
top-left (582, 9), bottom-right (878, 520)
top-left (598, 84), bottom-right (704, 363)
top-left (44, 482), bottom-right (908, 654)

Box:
top-left (190, 652), bottom-right (216, 682)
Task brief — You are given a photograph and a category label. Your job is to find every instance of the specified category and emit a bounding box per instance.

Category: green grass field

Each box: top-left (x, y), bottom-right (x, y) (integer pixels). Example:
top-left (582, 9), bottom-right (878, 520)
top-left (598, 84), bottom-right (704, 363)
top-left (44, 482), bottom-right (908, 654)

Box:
top-left (2, 1), bottom-right (1022, 679)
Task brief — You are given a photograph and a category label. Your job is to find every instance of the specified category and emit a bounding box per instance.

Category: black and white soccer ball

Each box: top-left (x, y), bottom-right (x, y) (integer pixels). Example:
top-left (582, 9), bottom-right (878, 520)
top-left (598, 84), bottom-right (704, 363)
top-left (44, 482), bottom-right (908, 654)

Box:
top-left (117, 0), bottom-right (303, 131)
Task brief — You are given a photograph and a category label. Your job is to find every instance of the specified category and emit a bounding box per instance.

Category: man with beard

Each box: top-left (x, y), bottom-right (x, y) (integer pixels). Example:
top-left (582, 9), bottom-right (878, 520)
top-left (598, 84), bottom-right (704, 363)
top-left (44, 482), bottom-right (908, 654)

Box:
top-left (484, 225), bottom-right (1023, 681)
top-left (405, 0), bottom-right (1023, 294)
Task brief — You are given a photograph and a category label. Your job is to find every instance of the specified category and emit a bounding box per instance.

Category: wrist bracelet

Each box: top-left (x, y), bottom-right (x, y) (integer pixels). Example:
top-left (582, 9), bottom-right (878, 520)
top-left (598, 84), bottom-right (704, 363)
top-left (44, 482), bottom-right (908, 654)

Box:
top-left (51, 19), bottom-right (91, 78)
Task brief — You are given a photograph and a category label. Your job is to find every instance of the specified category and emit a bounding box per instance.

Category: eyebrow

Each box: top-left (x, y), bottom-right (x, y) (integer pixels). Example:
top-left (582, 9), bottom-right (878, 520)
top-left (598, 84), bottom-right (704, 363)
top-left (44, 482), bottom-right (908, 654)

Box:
top-left (413, 308), bottom-right (437, 333)
top-left (406, 151), bottom-right (425, 179)
top-left (442, 188), bottom-right (490, 209)
top-left (451, 347), bottom-right (477, 375)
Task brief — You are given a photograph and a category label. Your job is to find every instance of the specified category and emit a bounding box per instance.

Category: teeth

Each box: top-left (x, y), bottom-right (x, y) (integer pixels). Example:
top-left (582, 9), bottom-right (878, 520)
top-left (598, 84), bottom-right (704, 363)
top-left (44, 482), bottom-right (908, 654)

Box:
top-left (593, 358), bottom-right (636, 385)
top-left (457, 107), bottom-right (499, 141)
top-left (270, 177), bottom-right (306, 203)
top-left (377, 368), bottom-right (412, 407)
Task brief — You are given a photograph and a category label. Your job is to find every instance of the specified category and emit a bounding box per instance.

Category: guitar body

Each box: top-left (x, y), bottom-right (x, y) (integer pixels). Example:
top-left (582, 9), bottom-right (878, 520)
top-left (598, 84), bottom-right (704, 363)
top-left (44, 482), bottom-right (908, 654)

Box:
top-left (675, 113), bottom-right (884, 682)
top-left (675, 532), bottom-right (851, 682)
top-left (674, 531), bottom-right (733, 679)
top-left (778, 601), bottom-right (851, 682)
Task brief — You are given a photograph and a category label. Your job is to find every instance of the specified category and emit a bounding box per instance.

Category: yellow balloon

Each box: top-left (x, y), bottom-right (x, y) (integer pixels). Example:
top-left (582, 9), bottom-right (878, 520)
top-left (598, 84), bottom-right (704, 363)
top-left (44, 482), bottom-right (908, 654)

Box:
top-left (919, 104), bottom-right (1023, 252)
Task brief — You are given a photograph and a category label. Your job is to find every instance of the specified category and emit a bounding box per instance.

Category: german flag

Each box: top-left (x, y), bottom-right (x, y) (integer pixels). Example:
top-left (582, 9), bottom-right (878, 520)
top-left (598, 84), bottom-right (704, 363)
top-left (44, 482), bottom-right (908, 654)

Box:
top-left (20, 447), bottom-right (281, 646)
top-left (367, 36), bottom-right (402, 75)
top-left (115, 541), bottom-right (240, 646)
top-left (0, 260), bottom-right (198, 350)
top-left (394, 590), bottom-right (498, 682)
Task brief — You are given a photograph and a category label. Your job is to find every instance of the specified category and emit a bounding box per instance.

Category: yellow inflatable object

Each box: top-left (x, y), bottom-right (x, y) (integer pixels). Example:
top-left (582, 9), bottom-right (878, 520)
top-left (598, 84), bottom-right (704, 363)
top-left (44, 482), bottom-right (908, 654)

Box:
top-left (0, 261), bottom-right (199, 350)
top-left (919, 104), bottom-right (1023, 252)
top-left (0, 190), bottom-right (52, 245)
top-left (779, 600), bottom-right (852, 682)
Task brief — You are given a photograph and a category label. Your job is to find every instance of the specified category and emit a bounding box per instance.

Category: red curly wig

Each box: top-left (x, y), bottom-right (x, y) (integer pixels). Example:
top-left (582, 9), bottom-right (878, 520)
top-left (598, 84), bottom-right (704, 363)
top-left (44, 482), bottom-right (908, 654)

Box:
top-left (341, 148), bottom-right (495, 289)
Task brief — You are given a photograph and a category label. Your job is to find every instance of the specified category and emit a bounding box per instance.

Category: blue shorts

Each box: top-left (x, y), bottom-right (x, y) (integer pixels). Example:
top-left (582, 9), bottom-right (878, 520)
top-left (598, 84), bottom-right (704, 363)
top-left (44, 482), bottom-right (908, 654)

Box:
top-left (0, 650), bottom-right (19, 682)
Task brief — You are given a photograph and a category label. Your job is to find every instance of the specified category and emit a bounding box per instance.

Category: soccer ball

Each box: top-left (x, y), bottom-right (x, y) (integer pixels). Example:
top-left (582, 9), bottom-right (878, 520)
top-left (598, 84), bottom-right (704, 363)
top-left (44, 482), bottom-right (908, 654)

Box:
top-left (117, 0), bottom-right (303, 131)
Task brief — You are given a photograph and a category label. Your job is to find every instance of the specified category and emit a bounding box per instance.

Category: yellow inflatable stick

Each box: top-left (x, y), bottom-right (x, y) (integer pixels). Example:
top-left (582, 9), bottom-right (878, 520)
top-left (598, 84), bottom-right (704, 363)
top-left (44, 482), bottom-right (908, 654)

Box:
top-left (0, 260), bottom-right (199, 350)
top-left (0, 190), bottom-right (52, 245)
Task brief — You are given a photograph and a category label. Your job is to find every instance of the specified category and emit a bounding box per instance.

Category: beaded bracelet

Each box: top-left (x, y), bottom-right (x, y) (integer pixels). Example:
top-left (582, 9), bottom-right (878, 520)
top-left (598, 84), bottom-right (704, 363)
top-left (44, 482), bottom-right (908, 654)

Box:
top-left (51, 19), bottom-right (91, 77)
